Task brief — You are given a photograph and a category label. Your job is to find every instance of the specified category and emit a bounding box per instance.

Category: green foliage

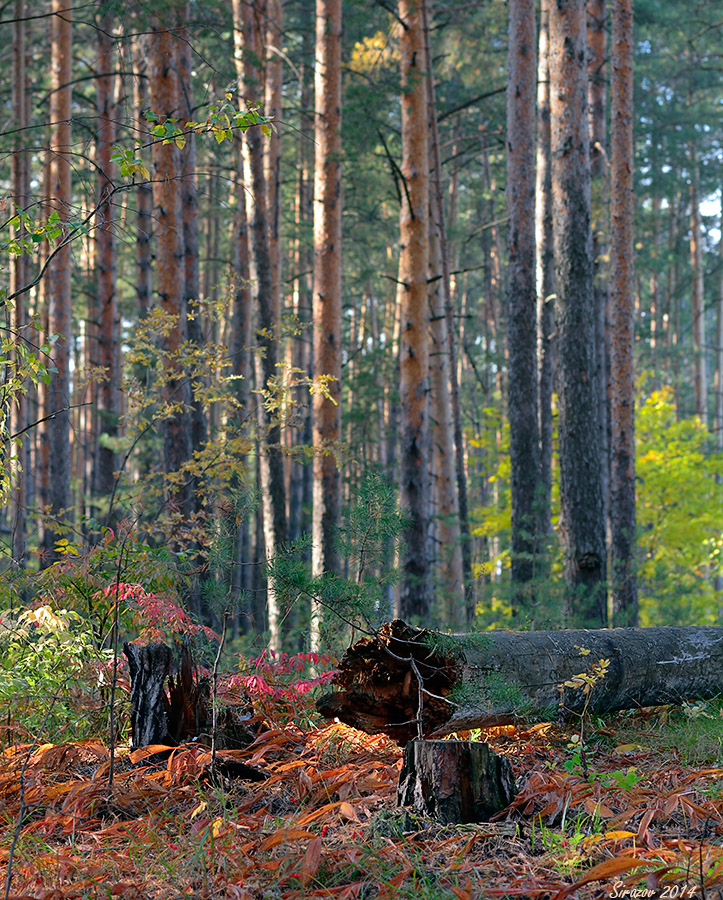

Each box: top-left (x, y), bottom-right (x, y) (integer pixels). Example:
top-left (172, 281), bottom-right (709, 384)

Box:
top-left (0, 605), bottom-right (111, 741)
top-left (270, 474), bottom-right (407, 652)
top-left (636, 389), bottom-right (723, 625)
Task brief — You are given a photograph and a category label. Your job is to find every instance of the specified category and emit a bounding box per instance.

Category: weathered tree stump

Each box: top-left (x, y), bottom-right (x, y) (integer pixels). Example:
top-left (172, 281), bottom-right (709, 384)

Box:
top-left (124, 641), bottom-right (257, 752)
top-left (397, 740), bottom-right (515, 823)
top-left (124, 642), bottom-right (174, 750)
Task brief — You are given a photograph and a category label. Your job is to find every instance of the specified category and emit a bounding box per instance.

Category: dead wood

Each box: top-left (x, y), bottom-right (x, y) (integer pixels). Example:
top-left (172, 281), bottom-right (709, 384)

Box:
top-left (316, 619), bottom-right (723, 743)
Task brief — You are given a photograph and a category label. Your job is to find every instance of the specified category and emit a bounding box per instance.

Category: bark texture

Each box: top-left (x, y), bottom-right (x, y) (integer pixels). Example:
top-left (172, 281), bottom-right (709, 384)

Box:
top-left (689, 145), bottom-right (708, 423)
top-left (398, 0), bottom-right (431, 621)
top-left (149, 17), bottom-right (194, 516)
top-left (536, 0), bottom-right (555, 540)
top-left (311, 0), bottom-right (343, 646)
top-left (46, 0), bottom-right (73, 557)
top-left (398, 740), bottom-right (515, 823)
top-left (233, 0), bottom-right (287, 649)
top-left (609, 0), bottom-right (638, 624)
top-left (94, 17), bottom-right (119, 500)
top-left (133, 39), bottom-right (152, 318)
top-left (10, 0), bottom-right (28, 568)
top-left (421, 0), bottom-right (472, 612)
top-left (506, 0), bottom-right (540, 597)
top-left (318, 620), bottom-right (723, 744)
top-left (549, 0), bottom-right (607, 624)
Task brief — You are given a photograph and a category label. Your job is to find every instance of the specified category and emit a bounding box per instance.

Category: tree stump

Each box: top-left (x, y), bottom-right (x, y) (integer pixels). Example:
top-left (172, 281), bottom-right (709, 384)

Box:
top-left (124, 641), bottom-right (257, 752)
top-left (124, 642), bottom-right (174, 750)
top-left (397, 740), bottom-right (515, 824)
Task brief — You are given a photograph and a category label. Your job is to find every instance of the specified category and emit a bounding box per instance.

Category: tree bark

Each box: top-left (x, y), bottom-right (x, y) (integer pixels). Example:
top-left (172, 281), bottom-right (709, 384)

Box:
top-left (94, 15), bottom-right (119, 501)
top-left (46, 0), bottom-right (73, 559)
top-left (689, 144), bottom-right (708, 423)
top-left (149, 15), bottom-right (194, 518)
top-left (311, 0), bottom-right (343, 649)
top-left (10, 0), bottom-right (28, 568)
top-left (609, 0), bottom-right (638, 624)
top-left (398, 0), bottom-right (431, 622)
top-left (549, 0), bottom-right (607, 625)
top-left (398, 740), bottom-right (515, 823)
top-left (421, 0), bottom-right (472, 612)
top-left (588, 0), bottom-right (611, 545)
top-left (133, 39), bottom-right (152, 318)
top-left (506, 0), bottom-right (539, 601)
top-left (317, 619), bottom-right (723, 744)
top-left (233, 0), bottom-right (287, 650)
top-left (178, 2), bottom-right (208, 468)
top-left (535, 0), bottom-right (555, 540)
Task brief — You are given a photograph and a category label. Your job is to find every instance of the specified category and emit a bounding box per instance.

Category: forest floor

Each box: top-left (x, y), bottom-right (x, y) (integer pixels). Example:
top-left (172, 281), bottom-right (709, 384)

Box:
top-left (2, 705), bottom-right (723, 900)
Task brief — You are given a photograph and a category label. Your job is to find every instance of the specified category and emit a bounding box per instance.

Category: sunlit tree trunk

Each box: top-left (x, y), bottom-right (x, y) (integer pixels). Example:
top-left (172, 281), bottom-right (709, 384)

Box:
top-left (549, 0), bottom-right (607, 625)
top-left (689, 144), bottom-right (708, 423)
top-left (609, 0), bottom-right (637, 625)
top-left (421, 0), bottom-right (471, 616)
top-left (506, 0), bottom-right (539, 604)
top-left (536, 0), bottom-right (555, 539)
top-left (10, 0), bottom-right (28, 568)
top-left (149, 13), bottom-right (194, 517)
top-left (265, 0), bottom-right (283, 329)
top-left (309, 0), bottom-right (343, 647)
top-left (398, 0), bottom-right (431, 622)
top-left (233, 0), bottom-right (287, 650)
top-left (45, 0), bottom-right (73, 559)
top-left (94, 16), bottom-right (119, 501)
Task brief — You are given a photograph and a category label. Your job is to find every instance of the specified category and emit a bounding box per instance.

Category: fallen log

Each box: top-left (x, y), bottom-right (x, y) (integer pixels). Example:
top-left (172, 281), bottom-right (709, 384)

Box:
top-left (316, 619), bottom-right (723, 743)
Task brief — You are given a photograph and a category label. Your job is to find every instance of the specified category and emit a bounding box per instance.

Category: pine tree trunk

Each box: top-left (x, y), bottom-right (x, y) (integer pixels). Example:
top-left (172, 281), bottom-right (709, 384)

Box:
top-left (609, 0), bottom-right (638, 625)
top-left (94, 17), bottom-right (119, 501)
top-left (398, 0), bottom-right (431, 622)
top-left (133, 40), bottom-right (152, 318)
top-left (265, 0), bottom-right (283, 329)
top-left (689, 145), bottom-right (708, 423)
top-left (10, 0), bottom-right (28, 568)
top-left (178, 2), bottom-right (208, 466)
top-left (148, 15), bottom-right (194, 517)
top-left (310, 0), bottom-right (343, 648)
top-left (421, 1), bottom-right (472, 613)
top-left (506, 0), bottom-right (539, 601)
top-left (588, 0), bottom-right (611, 547)
top-left (46, 0), bottom-right (73, 559)
top-left (549, 0), bottom-right (607, 625)
top-left (535, 0), bottom-right (555, 540)
top-left (233, 0), bottom-right (287, 649)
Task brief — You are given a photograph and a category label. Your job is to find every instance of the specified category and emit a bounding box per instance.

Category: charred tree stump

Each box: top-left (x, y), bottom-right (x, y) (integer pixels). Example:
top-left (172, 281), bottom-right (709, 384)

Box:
top-left (124, 641), bottom-right (257, 752)
top-left (317, 619), bottom-right (723, 743)
top-left (124, 642), bottom-right (173, 750)
top-left (397, 740), bottom-right (515, 823)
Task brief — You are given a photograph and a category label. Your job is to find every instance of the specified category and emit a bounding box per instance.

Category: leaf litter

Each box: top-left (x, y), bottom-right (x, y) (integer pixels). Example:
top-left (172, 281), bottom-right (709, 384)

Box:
top-left (2, 710), bottom-right (723, 899)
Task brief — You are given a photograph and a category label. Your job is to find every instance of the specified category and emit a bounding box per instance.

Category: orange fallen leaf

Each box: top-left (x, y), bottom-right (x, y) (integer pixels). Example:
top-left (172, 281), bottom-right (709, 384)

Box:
top-left (258, 828), bottom-right (316, 851)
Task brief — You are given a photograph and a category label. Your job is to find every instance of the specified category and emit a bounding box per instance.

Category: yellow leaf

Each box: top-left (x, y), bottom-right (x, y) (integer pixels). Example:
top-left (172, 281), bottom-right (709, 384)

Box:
top-left (191, 801), bottom-right (207, 819)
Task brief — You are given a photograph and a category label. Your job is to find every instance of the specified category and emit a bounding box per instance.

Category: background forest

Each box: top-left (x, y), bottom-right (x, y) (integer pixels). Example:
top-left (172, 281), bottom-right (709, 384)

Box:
top-left (1, 0), bottom-right (722, 662)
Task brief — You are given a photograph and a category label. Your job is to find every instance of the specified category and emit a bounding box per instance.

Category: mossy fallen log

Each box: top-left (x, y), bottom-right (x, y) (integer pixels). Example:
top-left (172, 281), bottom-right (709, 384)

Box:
top-left (316, 619), bottom-right (723, 743)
